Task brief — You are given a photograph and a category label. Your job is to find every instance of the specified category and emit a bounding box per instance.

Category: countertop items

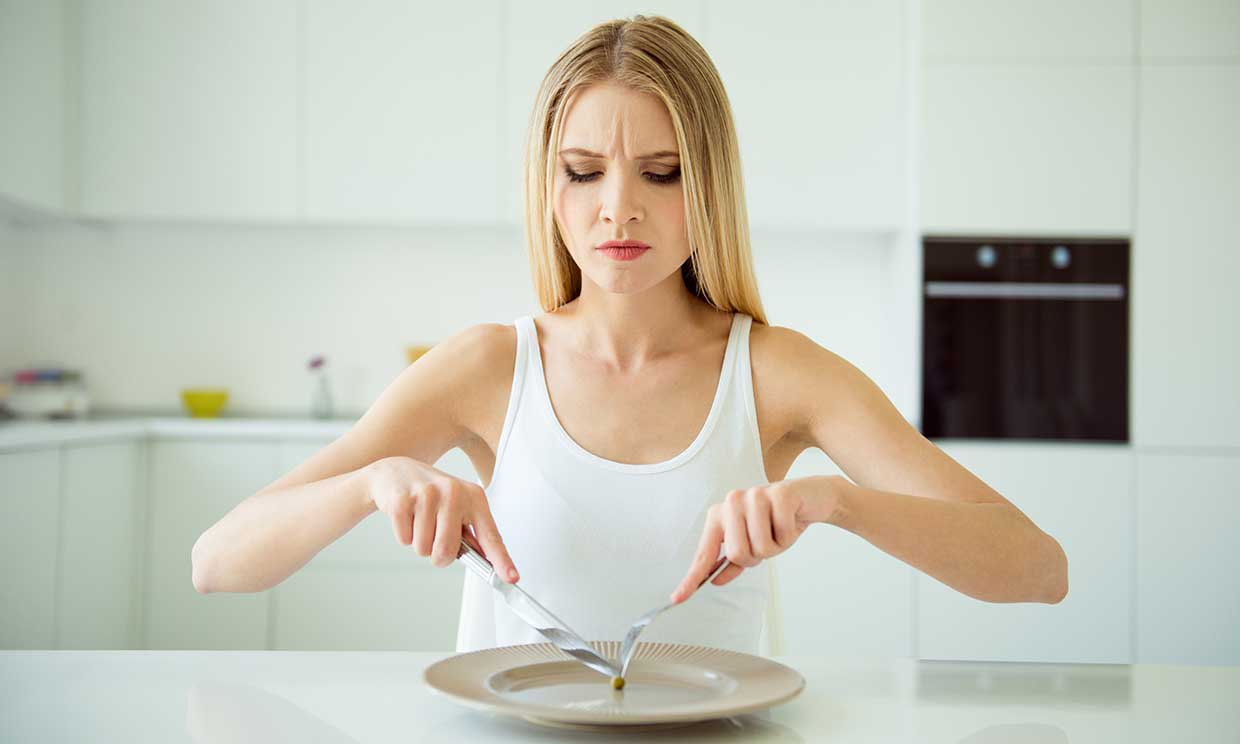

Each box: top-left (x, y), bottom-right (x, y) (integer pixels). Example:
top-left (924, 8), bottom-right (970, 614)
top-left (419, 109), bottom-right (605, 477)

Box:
top-left (2, 651), bottom-right (1235, 742)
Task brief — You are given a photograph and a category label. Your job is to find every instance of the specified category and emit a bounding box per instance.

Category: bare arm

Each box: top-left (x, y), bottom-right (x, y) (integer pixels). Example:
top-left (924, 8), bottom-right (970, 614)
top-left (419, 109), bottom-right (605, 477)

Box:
top-left (775, 327), bottom-right (1068, 604)
top-left (191, 463), bottom-right (378, 593)
top-left (191, 323), bottom-right (515, 593)
top-left (828, 479), bottom-right (1067, 603)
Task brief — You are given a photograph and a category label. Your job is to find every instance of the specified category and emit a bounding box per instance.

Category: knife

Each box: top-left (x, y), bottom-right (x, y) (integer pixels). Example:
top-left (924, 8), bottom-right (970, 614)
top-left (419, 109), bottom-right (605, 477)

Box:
top-left (456, 538), bottom-right (619, 679)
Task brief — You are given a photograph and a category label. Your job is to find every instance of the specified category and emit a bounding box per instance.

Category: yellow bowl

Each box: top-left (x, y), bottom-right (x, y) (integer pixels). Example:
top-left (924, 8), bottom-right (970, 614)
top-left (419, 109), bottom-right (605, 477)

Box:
top-left (405, 345), bottom-right (433, 365)
top-left (181, 388), bottom-right (229, 418)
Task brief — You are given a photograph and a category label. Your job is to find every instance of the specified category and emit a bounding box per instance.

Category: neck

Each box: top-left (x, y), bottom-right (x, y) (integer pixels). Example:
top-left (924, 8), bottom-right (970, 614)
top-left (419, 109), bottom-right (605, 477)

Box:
top-left (556, 270), bottom-right (722, 370)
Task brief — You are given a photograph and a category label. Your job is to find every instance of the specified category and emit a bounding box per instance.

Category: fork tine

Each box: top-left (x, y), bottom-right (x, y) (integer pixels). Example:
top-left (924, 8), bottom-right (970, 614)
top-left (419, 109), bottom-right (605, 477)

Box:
top-left (616, 558), bottom-right (733, 679)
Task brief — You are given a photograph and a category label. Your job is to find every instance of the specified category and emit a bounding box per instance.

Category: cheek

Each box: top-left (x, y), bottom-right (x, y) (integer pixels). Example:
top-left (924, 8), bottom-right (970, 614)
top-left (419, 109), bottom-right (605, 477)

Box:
top-left (660, 190), bottom-right (689, 244)
top-left (553, 186), bottom-right (586, 232)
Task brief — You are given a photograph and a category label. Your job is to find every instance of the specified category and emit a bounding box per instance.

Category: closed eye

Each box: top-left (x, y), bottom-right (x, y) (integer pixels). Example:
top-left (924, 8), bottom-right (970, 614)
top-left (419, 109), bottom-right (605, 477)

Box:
top-left (563, 166), bottom-right (681, 185)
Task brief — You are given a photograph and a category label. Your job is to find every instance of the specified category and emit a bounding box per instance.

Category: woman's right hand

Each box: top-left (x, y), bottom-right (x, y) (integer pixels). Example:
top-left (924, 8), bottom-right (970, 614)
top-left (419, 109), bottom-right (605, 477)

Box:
top-left (364, 455), bottom-right (519, 583)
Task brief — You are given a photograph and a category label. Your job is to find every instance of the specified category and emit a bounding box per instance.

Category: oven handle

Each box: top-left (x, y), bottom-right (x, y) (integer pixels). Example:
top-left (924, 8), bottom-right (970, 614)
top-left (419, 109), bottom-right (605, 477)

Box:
top-left (925, 282), bottom-right (1125, 300)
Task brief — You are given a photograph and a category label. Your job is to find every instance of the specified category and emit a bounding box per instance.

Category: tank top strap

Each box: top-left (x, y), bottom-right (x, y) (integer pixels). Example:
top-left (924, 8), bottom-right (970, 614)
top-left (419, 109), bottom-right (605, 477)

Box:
top-left (729, 313), bottom-right (768, 485)
top-left (491, 316), bottom-right (533, 475)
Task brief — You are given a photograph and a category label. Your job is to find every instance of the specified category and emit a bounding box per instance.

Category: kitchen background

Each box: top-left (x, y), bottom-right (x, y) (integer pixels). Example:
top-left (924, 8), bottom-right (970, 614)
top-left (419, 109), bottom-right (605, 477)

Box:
top-left (0, 0), bottom-right (1236, 667)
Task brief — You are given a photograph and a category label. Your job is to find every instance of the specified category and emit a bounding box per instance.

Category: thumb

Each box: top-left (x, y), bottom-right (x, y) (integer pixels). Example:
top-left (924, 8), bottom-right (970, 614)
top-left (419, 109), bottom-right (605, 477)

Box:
top-left (469, 510), bottom-right (519, 584)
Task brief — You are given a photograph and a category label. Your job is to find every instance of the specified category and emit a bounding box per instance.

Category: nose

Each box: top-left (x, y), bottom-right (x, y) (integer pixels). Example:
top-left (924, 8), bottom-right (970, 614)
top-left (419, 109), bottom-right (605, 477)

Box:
top-left (598, 170), bottom-right (643, 226)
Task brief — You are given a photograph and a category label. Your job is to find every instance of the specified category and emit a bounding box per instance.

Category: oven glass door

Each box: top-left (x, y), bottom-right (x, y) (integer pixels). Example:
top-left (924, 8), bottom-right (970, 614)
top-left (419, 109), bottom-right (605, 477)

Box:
top-left (921, 239), bottom-right (1129, 442)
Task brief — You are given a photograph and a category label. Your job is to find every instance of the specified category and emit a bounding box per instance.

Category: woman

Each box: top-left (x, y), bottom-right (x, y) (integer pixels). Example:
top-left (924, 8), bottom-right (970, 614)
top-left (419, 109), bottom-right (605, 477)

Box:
top-left (191, 16), bottom-right (1068, 656)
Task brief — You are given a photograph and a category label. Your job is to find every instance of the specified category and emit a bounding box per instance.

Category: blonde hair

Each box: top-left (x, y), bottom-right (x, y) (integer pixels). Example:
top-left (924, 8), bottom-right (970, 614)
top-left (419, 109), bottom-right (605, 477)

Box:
top-left (522, 15), bottom-right (768, 325)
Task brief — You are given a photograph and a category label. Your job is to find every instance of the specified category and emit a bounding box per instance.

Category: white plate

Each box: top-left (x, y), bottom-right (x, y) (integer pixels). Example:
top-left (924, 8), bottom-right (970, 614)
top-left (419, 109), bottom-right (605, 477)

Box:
top-left (423, 641), bottom-right (805, 731)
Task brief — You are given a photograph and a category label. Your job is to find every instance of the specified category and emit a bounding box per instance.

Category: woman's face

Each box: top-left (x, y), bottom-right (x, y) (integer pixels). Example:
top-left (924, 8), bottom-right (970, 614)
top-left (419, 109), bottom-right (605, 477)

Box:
top-left (553, 83), bottom-right (689, 295)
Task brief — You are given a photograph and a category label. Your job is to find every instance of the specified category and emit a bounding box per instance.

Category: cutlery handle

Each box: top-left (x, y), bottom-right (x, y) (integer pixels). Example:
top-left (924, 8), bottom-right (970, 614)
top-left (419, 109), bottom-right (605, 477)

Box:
top-left (457, 539), bottom-right (494, 581)
top-left (698, 556), bottom-right (732, 589)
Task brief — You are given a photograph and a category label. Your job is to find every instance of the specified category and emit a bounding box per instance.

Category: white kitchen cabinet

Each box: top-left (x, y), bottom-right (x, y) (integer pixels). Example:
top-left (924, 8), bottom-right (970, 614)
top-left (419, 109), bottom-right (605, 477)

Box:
top-left (272, 562), bottom-right (466, 651)
top-left (1140, 0), bottom-right (1240, 58)
top-left (0, 448), bottom-right (60, 648)
top-left (708, 1), bottom-right (907, 232)
top-left (0, 0), bottom-right (68, 212)
top-left (918, 443), bottom-right (1132, 664)
top-left (500, 1), bottom-right (709, 224)
top-left (269, 439), bottom-right (478, 650)
top-left (145, 439), bottom-right (277, 649)
top-left (921, 64), bottom-right (1134, 235)
top-left (777, 449), bottom-right (915, 659)
top-left (1136, 453), bottom-right (1240, 666)
top-left (922, 0), bottom-right (1134, 60)
top-left (1132, 65), bottom-right (1240, 449)
top-left (302, 0), bottom-right (504, 223)
top-left (56, 441), bottom-right (143, 649)
top-left (79, 0), bottom-right (298, 220)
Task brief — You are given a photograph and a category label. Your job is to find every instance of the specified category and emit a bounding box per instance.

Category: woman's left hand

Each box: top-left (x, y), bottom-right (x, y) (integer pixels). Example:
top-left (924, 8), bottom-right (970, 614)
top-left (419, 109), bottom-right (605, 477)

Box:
top-left (669, 475), bottom-right (847, 603)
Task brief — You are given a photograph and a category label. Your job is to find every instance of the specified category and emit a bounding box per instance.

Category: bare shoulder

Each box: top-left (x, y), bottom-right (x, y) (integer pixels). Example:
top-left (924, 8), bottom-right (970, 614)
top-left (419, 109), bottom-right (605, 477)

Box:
top-left (254, 321), bottom-right (516, 496)
top-left (435, 321), bottom-right (517, 374)
top-left (346, 320), bottom-right (517, 465)
top-left (429, 321), bottom-right (517, 442)
top-left (748, 322), bottom-right (875, 445)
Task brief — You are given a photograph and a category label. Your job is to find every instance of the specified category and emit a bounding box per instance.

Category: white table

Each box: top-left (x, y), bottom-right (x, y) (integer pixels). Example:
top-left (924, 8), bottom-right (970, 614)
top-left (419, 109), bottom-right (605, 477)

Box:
top-left (2, 651), bottom-right (1237, 742)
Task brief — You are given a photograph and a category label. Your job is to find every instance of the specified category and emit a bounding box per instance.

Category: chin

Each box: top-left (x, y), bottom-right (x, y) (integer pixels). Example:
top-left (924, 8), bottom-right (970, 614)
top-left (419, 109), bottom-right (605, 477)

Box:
top-left (586, 270), bottom-right (655, 295)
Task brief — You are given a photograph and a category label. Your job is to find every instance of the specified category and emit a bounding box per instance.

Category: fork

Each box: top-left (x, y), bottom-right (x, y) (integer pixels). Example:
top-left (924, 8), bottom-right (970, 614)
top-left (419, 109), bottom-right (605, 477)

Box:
top-left (615, 556), bottom-right (733, 680)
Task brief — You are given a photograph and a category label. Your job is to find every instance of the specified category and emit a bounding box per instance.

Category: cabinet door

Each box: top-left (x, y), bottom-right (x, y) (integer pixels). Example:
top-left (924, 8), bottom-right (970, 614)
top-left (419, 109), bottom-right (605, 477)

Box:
top-left (269, 440), bottom-right (476, 650)
top-left (57, 441), bottom-right (142, 649)
top-left (302, 0), bottom-right (503, 223)
top-left (1132, 65), bottom-right (1240, 449)
top-left (79, 0), bottom-right (298, 220)
top-left (922, 0), bottom-right (1134, 60)
top-left (0, 448), bottom-right (60, 648)
top-left (708, 1), bottom-right (906, 232)
top-left (918, 444), bottom-right (1132, 663)
top-left (272, 563), bottom-right (465, 652)
top-left (145, 440), bottom-right (277, 649)
top-left (1140, 0), bottom-right (1240, 58)
top-left (1136, 453), bottom-right (1240, 665)
top-left (921, 64), bottom-right (1134, 234)
top-left (777, 449), bottom-right (915, 659)
top-left (0, 1), bottom-right (67, 211)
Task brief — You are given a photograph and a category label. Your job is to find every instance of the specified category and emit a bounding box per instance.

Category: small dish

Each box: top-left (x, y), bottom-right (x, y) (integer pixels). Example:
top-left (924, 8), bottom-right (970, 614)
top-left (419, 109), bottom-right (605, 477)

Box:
top-left (180, 388), bottom-right (228, 418)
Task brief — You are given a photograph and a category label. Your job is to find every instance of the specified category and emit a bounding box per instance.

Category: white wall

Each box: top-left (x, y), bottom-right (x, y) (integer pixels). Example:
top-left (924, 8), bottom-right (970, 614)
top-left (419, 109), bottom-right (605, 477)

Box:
top-left (2, 222), bottom-right (897, 418)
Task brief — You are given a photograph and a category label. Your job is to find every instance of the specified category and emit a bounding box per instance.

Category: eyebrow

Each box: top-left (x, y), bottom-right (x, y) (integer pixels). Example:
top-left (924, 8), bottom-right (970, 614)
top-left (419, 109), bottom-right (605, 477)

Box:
top-left (558, 148), bottom-right (679, 160)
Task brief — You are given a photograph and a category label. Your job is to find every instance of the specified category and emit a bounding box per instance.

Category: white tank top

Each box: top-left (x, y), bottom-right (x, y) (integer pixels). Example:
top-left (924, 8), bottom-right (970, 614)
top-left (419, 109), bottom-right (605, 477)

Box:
top-left (455, 312), bottom-right (772, 655)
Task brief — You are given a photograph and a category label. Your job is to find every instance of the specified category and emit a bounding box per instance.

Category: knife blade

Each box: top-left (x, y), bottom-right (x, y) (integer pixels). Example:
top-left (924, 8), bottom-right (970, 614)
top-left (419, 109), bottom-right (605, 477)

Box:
top-left (456, 539), bottom-right (619, 678)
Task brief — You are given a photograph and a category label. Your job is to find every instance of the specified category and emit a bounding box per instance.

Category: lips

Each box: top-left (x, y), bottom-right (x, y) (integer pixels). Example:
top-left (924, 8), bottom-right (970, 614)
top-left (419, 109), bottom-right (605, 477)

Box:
top-left (596, 240), bottom-right (651, 251)
top-left (596, 240), bottom-right (651, 262)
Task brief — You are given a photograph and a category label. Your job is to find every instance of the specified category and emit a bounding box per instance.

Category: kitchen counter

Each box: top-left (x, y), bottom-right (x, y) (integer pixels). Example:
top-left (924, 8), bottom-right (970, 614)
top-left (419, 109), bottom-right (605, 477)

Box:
top-left (0, 413), bottom-right (355, 452)
top-left (2, 651), bottom-right (1236, 742)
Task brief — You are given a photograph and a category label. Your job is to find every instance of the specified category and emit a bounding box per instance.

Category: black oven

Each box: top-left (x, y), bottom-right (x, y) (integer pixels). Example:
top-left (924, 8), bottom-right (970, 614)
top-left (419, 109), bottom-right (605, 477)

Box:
top-left (921, 236), bottom-right (1129, 442)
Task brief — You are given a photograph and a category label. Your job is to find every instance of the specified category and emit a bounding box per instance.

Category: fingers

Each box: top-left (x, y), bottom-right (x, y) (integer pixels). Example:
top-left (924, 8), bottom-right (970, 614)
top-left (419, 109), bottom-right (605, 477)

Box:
top-left (670, 508), bottom-right (725, 604)
top-left (430, 488), bottom-right (460, 568)
top-left (673, 487), bottom-right (804, 599)
top-left (412, 486), bottom-right (437, 557)
top-left (390, 492), bottom-right (414, 546)
top-left (744, 491), bottom-right (777, 560)
top-left (722, 491), bottom-right (758, 568)
top-left (770, 489), bottom-right (799, 549)
top-left (713, 562), bottom-right (746, 586)
top-left (470, 502), bottom-right (519, 584)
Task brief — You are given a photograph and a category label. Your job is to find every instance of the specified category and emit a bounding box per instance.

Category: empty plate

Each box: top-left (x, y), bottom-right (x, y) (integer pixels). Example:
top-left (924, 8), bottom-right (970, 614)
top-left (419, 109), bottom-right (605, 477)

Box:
top-left (423, 640), bottom-right (805, 730)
